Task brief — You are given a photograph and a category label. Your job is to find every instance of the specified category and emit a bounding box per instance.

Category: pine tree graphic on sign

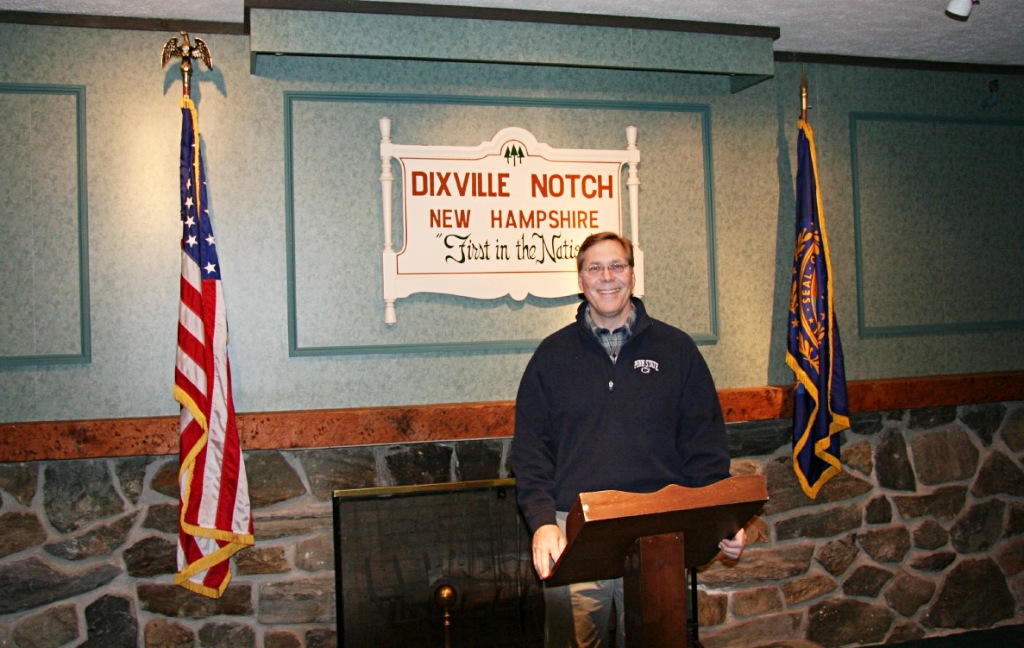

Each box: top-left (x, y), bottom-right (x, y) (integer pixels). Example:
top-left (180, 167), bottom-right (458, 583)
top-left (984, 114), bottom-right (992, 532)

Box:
top-left (504, 144), bottom-right (524, 166)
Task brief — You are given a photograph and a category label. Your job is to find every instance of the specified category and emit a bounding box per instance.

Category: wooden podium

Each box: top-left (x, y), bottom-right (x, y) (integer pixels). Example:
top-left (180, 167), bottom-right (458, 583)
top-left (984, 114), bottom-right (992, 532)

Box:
top-left (546, 474), bottom-right (768, 648)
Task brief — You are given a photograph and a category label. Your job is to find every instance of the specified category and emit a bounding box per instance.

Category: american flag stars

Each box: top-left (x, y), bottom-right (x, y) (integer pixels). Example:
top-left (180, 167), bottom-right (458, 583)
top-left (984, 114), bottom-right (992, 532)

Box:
top-left (181, 173), bottom-right (220, 279)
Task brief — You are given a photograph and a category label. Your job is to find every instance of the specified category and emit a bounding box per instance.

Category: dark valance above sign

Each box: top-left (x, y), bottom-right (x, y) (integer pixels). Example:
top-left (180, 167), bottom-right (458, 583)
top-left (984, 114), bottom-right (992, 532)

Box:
top-left (247, 1), bottom-right (778, 93)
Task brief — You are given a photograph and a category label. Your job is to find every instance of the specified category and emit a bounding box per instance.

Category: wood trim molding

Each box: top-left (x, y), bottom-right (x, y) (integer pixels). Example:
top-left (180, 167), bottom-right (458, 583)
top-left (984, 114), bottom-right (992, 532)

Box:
top-left (1, 371), bottom-right (1021, 463)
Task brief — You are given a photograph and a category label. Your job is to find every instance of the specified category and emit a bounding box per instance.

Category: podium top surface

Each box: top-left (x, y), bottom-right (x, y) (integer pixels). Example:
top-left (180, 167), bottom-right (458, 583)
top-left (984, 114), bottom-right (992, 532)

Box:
top-left (546, 474), bottom-right (768, 586)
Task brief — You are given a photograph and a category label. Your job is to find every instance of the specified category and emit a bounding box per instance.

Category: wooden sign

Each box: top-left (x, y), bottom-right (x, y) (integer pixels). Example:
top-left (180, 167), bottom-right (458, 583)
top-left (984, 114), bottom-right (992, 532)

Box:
top-left (378, 120), bottom-right (644, 323)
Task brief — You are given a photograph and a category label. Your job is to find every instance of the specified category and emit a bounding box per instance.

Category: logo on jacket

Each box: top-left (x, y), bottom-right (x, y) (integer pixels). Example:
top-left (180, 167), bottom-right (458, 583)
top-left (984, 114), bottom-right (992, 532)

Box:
top-left (634, 359), bottom-right (659, 374)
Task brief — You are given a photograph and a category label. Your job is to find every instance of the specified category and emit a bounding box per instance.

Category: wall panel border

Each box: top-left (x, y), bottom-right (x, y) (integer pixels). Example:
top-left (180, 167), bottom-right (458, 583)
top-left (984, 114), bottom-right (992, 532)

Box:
top-left (0, 84), bottom-right (90, 368)
top-left (283, 91), bottom-right (720, 356)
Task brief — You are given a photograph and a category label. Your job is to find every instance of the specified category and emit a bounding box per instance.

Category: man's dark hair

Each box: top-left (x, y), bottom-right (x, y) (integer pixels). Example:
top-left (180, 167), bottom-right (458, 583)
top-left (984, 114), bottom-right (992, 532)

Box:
top-left (576, 232), bottom-right (635, 272)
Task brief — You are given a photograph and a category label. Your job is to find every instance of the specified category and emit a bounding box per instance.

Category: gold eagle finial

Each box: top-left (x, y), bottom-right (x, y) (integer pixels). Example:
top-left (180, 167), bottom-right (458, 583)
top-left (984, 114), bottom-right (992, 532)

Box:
top-left (162, 31), bottom-right (213, 98)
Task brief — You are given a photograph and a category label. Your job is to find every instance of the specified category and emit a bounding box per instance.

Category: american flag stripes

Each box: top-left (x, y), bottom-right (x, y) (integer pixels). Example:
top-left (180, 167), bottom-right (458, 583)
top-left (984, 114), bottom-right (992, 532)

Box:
top-left (173, 96), bottom-right (253, 597)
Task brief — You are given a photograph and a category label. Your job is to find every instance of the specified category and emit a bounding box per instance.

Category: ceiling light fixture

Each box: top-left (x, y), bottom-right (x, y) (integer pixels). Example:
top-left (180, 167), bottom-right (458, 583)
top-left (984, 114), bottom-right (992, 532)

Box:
top-left (946, 0), bottom-right (979, 20)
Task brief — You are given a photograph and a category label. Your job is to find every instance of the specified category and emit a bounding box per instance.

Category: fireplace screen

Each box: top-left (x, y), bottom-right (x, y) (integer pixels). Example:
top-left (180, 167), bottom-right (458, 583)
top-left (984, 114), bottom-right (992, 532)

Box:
top-left (333, 478), bottom-right (544, 647)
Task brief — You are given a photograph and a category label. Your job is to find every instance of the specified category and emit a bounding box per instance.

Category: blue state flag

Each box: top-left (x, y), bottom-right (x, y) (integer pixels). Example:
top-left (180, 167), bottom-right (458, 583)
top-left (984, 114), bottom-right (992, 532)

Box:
top-left (787, 119), bottom-right (851, 500)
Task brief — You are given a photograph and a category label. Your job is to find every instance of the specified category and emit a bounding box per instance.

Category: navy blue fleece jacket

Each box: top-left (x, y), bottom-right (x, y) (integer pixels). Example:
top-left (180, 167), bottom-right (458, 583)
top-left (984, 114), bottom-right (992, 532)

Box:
top-left (511, 297), bottom-right (730, 534)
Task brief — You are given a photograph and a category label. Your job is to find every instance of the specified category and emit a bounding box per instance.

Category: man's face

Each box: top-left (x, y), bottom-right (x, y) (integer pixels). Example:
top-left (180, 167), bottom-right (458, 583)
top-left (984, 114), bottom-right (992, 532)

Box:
top-left (577, 239), bottom-right (635, 330)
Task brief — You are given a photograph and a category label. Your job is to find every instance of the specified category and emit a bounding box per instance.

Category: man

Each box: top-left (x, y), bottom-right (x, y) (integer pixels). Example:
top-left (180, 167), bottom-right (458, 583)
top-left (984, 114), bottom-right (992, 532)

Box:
top-left (511, 231), bottom-right (746, 647)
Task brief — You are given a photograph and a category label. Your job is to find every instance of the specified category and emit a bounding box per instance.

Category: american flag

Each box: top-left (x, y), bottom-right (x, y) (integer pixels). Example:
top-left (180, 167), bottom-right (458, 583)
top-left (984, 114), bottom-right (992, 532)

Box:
top-left (173, 96), bottom-right (253, 598)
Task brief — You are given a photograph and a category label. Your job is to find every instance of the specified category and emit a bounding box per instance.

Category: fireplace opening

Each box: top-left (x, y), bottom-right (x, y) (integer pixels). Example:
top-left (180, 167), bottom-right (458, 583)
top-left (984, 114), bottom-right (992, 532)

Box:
top-left (333, 478), bottom-right (544, 647)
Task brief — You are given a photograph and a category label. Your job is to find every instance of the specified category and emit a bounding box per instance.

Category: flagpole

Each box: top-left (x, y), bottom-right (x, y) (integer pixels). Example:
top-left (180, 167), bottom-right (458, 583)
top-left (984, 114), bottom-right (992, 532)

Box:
top-left (161, 31), bottom-right (213, 98)
top-left (788, 66), bottom-right (851, 500)
top-left (800, 66), bottom-right (808, 122)
top-left (167, 32), bottom-right (254, 597)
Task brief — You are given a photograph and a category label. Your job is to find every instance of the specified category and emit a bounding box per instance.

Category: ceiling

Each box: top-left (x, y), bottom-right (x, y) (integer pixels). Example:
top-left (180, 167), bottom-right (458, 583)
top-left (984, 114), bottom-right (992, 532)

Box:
top-left (2, 0), bottom-right (1023, 67)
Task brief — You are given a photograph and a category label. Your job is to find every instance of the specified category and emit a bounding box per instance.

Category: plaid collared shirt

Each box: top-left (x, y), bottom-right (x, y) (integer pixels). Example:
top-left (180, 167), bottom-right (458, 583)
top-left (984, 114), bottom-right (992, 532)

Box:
top-left (585, 305), bottom-right (636, 364)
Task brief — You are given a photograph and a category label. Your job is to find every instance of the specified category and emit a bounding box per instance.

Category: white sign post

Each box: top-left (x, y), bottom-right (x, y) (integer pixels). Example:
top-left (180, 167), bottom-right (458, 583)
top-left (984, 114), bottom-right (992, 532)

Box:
top-left (379, 120), bottom-right (643, 324)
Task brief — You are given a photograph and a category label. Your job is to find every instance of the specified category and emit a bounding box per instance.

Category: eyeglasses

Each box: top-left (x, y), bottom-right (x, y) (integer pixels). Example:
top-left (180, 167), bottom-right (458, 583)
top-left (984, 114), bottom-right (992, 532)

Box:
top-left (582, 262), bottom-right (630, 277)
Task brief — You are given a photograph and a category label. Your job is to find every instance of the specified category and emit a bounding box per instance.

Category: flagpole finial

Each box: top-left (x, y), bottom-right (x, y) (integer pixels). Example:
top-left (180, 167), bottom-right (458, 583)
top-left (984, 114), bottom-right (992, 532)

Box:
top-left (800, 66), bottom-right (809, 122)
top-left (162, 31), bottom-right (213, 98)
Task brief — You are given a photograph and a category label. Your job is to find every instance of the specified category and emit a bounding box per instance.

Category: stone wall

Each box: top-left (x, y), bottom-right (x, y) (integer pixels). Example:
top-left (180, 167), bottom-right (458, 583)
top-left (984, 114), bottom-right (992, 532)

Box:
top-left (699, 402), bottom-right (1024, 647)
top-left (1, 402), bottom-right (1022, 647)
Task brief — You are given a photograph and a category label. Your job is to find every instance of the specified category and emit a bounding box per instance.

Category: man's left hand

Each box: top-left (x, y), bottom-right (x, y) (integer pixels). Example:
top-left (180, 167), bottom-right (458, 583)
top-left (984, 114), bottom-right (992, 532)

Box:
top-left (718, 527), bottom-right (746, 560)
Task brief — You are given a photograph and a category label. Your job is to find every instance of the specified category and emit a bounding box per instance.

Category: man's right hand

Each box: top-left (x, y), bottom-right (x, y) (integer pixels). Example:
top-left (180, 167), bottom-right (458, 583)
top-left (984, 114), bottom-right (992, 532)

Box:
top-left (531, 524), bottom-right (567, 580)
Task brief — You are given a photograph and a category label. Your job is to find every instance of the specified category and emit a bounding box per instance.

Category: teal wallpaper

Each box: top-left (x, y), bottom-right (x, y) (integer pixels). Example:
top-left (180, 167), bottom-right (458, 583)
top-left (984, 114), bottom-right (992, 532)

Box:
top-left (769, 64), bottom-right (1023, 383)
top-left (0, 20), bottom-right (1020, 424)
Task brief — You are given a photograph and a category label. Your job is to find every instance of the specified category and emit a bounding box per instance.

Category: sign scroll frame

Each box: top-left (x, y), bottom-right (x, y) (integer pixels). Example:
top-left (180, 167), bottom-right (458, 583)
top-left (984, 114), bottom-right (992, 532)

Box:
top-left (378, 119), bottom-right (644, 324)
